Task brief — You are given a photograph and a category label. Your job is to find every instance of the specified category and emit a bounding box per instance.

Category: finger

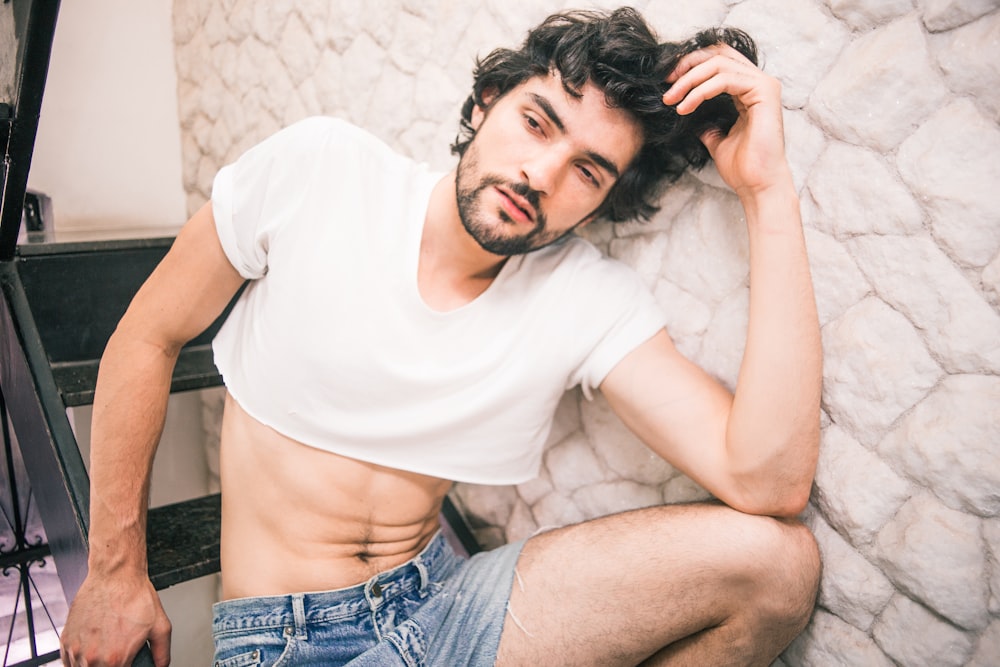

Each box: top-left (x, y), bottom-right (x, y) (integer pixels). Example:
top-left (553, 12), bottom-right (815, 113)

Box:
top-left (665, 42), bottom-right (756, 84)
top-left (665, 47), bottom-right (717, 84)
top-left (663, 54), bottom-right (760, 107)
top-left (149, 617), bottom-right (173, 667)
top-left (60, 635), bottom-right (81, 666)
top-left (702, 42), bottom-right (757, 68)
top-left (669, 71), bottom-right (756, 115)
top-left (699, 127), bottom-right (726, 156)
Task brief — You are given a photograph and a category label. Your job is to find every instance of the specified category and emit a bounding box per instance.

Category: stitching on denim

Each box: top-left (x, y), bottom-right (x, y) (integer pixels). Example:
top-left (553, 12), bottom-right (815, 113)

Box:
top-left (386, 620), bottom-right (425, 667)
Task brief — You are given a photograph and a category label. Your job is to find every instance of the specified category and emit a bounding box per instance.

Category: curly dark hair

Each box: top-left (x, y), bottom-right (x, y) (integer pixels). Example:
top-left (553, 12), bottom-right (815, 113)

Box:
top-left (451, 7), bottom-right (758, 223)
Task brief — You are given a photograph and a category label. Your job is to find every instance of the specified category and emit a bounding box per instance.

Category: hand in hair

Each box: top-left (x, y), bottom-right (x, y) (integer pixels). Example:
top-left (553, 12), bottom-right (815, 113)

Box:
top-left (662, 44), bottom-right (792, 200)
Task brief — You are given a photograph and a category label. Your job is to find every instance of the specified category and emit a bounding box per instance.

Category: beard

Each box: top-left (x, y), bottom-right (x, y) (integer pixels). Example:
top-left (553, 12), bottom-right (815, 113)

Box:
top-left (455, 140), bottom-right (581, 256)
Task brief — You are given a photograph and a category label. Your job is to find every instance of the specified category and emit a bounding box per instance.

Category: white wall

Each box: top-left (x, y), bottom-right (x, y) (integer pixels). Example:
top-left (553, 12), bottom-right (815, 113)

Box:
top-left (27, 0), bottom-right (216, 663)
top-left (27, 0), bottom-right (187, 233)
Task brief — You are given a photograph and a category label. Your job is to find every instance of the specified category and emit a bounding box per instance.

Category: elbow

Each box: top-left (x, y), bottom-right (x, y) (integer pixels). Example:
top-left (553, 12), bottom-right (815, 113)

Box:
top-left (107, 321), bottom-right (185, 361)
top-left (730, 494), bottom-right (808, 519)
top-left (726, 475), bottom-right (814, 518)
top-left (767, 487), bottom-right (812, 518)
top-left (725, 430), bottom-right (819, 518)
top-left (732, 494), bottom-right (809, 519)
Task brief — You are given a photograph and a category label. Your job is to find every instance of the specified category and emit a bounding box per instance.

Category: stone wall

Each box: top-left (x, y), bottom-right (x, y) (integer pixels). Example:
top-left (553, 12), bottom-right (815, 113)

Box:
top-left (173, 1), bottom-right (1000, 664)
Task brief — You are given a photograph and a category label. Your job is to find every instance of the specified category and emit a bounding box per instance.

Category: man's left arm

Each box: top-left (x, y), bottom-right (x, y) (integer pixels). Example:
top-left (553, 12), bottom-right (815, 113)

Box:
top-left (601, 45), bottom-right (822, 518)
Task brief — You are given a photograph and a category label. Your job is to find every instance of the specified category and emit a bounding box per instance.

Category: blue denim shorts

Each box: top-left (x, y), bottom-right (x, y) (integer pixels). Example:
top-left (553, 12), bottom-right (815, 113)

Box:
top-left (212, 532), bottom-right (524, 666)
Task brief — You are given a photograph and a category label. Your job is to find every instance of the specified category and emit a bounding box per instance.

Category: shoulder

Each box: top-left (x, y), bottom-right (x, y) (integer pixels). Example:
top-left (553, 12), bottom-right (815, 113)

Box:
top-left (248, 117), bottom-right (408, 167)
top-left (254, 116), bottom-right (348, 153)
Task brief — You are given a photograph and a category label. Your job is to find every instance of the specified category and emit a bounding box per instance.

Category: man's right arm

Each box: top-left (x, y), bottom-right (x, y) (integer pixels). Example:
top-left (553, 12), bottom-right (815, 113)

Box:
top-left (60, 203), bottom-right (246, 667)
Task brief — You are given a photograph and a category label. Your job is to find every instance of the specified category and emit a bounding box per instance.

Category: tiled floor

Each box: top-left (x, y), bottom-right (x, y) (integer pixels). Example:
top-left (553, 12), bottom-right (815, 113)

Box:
top-left (0, 552), bottom-right (67, 665)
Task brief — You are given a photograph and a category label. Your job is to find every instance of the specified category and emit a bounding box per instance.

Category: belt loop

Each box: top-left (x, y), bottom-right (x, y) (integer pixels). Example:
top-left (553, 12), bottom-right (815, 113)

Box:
top-left (292, 593), bottom-right (307, 639)
top-left (415, 555), bottom-right (429, 591)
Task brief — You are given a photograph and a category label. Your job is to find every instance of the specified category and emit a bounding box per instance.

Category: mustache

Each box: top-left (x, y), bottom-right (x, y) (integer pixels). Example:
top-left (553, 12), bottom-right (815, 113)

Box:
top-left (481, 175), bottom-right (542, 216)
top-left (507, 180), bottom-right (541, 212)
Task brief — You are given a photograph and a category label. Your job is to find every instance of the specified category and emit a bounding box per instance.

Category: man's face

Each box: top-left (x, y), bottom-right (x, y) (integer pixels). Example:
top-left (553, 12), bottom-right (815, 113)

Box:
top-left (455, 73), bottom-right (643, 256)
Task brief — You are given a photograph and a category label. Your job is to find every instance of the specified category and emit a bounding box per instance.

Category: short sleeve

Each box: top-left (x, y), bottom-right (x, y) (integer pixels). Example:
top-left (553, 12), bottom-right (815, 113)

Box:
top-left (567, 260), bottom-right (666, 399)
top-left (211, 117), bottom-right (344, 279)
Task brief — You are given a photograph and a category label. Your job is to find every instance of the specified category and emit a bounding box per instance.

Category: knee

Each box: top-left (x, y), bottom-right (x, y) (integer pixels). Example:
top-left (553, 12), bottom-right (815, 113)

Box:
top-left (751, 516), bottom-right (821, 633)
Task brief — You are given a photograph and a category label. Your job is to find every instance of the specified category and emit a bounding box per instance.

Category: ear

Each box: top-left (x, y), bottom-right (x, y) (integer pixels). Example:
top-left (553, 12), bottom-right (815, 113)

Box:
top-left (470, 87), bottom-right (500, 131)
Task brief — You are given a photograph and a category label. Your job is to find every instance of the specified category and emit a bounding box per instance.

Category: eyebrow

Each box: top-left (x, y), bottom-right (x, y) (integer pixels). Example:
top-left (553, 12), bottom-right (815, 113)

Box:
top-left (527, 92), bottom-right (623, 180)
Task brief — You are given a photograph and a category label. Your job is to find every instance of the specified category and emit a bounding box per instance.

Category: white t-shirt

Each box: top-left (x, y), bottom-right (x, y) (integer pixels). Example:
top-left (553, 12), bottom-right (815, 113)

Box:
top-left (211, 117), bottom-right (665, 485)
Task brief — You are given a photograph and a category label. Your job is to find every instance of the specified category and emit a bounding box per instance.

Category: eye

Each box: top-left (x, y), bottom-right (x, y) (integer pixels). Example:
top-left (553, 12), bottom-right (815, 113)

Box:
top-left (578, 164), bottom-right (600, 188)
top-left (523, 114), bottom-right (543, 134)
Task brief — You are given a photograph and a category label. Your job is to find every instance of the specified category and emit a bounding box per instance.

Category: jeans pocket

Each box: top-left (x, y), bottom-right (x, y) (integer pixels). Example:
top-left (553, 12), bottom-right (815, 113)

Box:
top-left (215, 648), bottom-right (262, 667)
top-left (215, 627), bottom-right (297, 667)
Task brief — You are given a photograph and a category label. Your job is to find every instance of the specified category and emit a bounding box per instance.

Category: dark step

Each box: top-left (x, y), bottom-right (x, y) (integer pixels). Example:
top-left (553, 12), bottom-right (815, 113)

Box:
top-left (16, 239), bottom-right (180, 365)
top-left (146, 493), bottom-right (221, 590)
top-left (15, 238), bottom-right (239, 393)
top-left (16, 240), bottom-right (238, 407)
top-left (52, 344), bottom-right (222, 407)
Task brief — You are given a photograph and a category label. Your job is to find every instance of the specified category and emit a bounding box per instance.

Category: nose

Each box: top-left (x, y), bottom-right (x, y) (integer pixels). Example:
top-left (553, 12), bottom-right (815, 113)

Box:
top-left (520, 147), bottom-right (566, 196)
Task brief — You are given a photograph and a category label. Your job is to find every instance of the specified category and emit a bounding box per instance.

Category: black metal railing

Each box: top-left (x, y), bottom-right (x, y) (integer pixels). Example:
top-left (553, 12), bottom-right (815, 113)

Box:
top-left (1, 389), bottom-right (64, 667)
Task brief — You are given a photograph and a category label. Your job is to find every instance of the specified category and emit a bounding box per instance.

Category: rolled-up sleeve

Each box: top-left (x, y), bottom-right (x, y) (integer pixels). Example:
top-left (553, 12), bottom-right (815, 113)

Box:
top-left (210, 116), bottom-right (341, 280)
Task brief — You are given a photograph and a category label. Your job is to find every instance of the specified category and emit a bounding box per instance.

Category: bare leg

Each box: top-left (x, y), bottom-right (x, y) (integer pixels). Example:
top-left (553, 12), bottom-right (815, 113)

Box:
top-left (495, 503), bottom-right (820, 667)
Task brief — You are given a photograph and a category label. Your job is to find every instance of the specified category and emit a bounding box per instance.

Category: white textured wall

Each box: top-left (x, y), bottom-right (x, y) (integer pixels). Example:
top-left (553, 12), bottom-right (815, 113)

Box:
top-left (175, 1), bottom-right (1000, 664)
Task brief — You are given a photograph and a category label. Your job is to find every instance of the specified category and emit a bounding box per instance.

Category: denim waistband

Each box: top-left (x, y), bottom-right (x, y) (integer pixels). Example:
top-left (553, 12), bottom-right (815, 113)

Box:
top-left (212, 530), bottom-right (454, 633)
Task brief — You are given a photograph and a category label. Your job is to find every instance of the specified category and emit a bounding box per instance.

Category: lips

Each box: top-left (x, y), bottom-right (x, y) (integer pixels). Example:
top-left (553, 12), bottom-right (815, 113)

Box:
top-left (496, 186), bottom-right (535, 224)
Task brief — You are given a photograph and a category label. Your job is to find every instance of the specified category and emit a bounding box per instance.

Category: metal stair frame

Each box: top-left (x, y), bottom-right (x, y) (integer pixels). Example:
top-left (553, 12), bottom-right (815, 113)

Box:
top-left (0, 256), bottom-right (90, 608)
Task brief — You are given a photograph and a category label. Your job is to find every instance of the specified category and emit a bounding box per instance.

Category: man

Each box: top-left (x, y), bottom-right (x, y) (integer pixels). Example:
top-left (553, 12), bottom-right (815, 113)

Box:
top-left (61, 7), bottom-right (821, 666)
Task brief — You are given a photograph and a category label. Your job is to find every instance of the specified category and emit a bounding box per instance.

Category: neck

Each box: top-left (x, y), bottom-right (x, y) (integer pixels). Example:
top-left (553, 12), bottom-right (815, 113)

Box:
top-left (418, 172), bottom-right (507, 311)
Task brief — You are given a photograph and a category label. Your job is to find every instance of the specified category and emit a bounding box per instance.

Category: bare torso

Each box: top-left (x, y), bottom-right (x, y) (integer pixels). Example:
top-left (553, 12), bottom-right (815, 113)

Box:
top-left (218, 392), bottom-right (453, 600)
